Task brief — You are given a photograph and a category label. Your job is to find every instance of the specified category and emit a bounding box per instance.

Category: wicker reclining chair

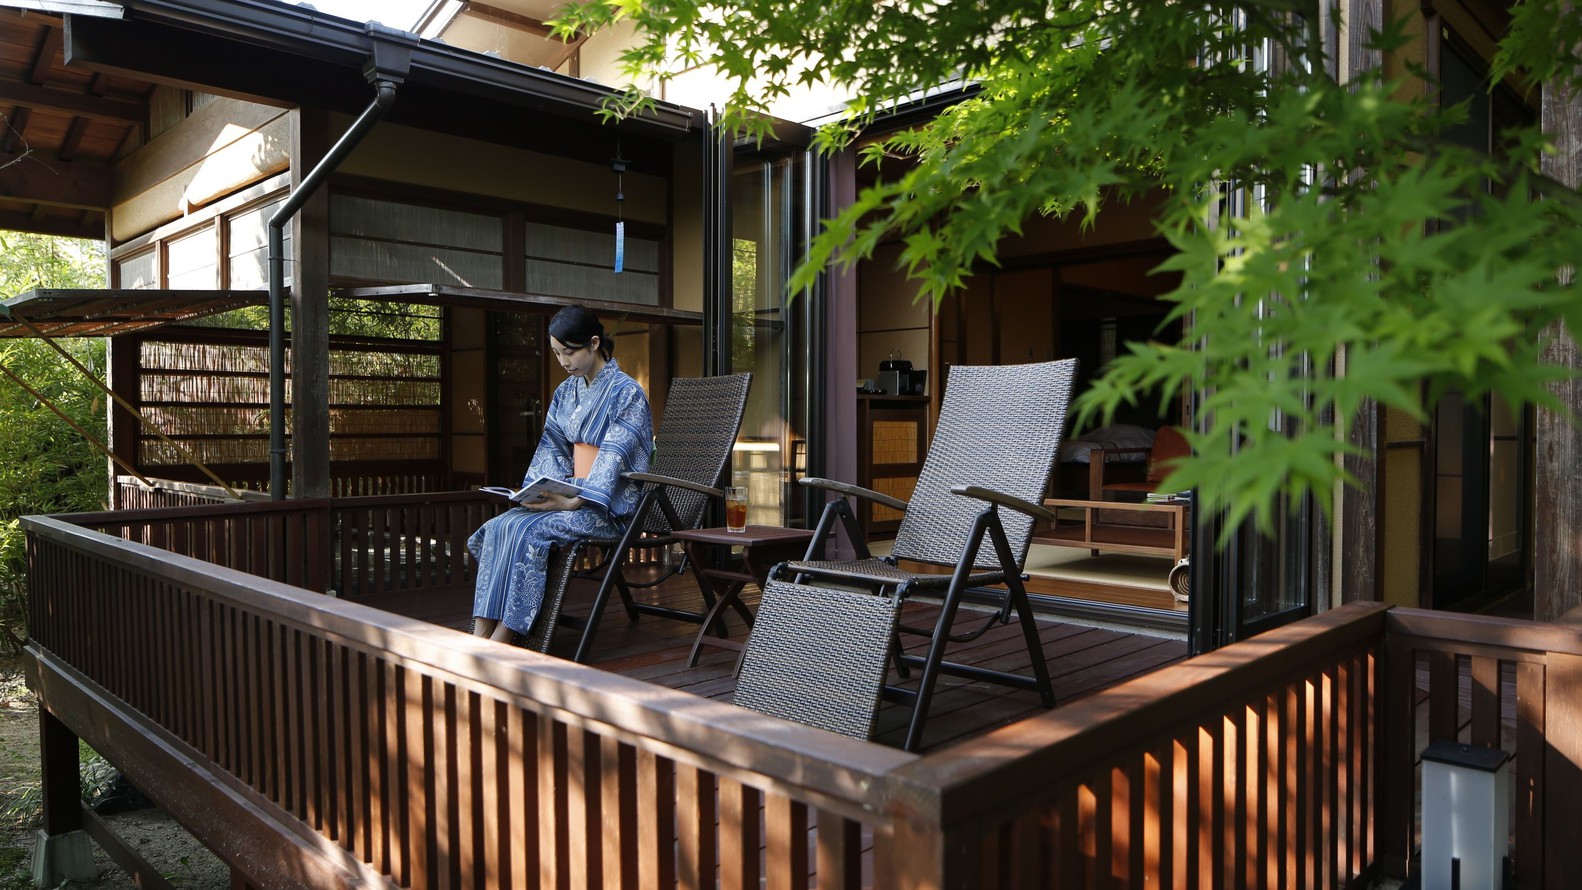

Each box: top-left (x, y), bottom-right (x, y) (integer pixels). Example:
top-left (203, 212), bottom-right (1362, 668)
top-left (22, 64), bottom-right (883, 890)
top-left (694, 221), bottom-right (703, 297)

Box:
top-left (734, 360), bottom-right (1076, 750)
top-left (524, 373), bottom-right (752, 662)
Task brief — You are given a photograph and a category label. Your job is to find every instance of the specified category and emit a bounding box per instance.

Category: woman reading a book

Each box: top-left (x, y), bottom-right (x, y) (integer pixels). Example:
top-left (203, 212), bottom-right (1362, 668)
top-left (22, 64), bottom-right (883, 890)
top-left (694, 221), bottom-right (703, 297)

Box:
top-left (467, 306), bottom-right (655, 644)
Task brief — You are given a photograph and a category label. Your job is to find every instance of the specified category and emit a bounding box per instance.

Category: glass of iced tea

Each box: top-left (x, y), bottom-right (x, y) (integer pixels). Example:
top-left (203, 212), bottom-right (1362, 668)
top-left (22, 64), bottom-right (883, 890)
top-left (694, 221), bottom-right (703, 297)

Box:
top-left (725, 486), bottom-right (748, 533)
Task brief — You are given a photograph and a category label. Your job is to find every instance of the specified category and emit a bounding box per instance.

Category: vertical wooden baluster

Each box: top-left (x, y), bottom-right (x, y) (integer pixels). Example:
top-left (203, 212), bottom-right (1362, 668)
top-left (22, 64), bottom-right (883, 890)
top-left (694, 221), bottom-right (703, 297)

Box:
top-left (718, 778), bottom-right (760, 890)
top-left (599, 736), bottom-right (637, 889)
top-left (538, 718), bottom-right (568, 890)
top-left (478, 696), bottom-right (502, 889)
top-left (507, 705), bottom-right (537, 887)
top-left (765, 794), bottom-right (809, 890)
top-left (676, 764), bottom-right (717, 890)
top-left (636, 751), bottom-right (675, 888)
top-left (815, 809), bottom-right (862, 890)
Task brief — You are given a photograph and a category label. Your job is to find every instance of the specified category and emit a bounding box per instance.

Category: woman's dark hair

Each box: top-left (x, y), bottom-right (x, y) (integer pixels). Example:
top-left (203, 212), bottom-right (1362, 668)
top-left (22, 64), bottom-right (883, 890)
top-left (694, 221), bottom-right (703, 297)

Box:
top-left (548, 305), bottom-right (613, 359)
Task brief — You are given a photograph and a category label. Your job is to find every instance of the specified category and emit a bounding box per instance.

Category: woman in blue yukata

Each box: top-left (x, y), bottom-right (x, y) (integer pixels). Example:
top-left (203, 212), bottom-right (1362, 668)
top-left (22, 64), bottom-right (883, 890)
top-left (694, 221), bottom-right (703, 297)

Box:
top-left (468, 306), bottom-right (654, 644)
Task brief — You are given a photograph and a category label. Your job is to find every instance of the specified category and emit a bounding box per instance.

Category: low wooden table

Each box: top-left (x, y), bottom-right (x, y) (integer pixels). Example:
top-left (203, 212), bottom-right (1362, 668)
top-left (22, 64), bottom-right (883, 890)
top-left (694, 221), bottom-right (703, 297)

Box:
top-left (1035, 497), bottom-right (1191, 562)
top-left (670, 525), bottom-right (820, 667)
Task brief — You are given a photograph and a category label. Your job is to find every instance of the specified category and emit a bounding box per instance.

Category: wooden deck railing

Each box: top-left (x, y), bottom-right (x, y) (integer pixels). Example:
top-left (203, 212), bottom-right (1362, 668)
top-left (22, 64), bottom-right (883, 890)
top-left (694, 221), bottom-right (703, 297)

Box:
top-left (62, 499), bottom-right (334, 592)
top-left (883, 603), bottom-right (1388, 889)
top-left (114, 465), bottom-right (454, 510)
top-left (68, 491), bottom-right (512, 601)
top-left (326, 492), bottom-right (507, 600)
top-left (26, 515), bottom-right (906, 889)
top-left (24, 505), bottom-right (1582, 888)
top-left (113, 477), bottom-right (270, 509)
top-left (1378, 607), bottom-right (1582, 889)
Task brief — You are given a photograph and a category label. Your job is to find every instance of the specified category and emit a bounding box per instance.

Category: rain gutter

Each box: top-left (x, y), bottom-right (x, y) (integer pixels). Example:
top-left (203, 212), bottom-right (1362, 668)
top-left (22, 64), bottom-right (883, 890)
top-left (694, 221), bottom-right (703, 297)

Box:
top-left (266, 25), bottom-right (412, 499)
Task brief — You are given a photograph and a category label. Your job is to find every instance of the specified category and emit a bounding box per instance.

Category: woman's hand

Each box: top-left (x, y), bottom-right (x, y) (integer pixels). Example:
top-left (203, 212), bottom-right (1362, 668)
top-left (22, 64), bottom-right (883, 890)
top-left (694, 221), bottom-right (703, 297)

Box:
top-left (523, 492), bottom-right (584, 512)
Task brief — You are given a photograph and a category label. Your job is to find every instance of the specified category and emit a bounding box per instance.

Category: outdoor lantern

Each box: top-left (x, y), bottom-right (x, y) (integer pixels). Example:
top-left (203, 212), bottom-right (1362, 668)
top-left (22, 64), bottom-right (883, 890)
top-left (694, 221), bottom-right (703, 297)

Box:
top-left (1420, 740), bottom-right (1512, 890)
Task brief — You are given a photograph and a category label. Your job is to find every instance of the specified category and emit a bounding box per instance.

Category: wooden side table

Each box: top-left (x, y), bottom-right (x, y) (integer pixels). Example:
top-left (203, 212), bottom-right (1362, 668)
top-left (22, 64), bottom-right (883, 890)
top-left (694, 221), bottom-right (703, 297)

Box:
top-left (1035, 497), bottom-right (1191, 562)
top-left (670, 525), bottom-right (819, 667)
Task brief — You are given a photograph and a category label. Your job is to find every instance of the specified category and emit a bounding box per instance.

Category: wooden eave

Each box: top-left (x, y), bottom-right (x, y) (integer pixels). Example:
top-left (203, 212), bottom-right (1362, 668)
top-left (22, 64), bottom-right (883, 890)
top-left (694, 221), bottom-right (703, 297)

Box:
top-left (82, 0), bottom-right (698, 155)
top-left (0, 287), bottom-right (265, 337)
top-left (95, 0), bottom-right (692, 134)
top-left (1, 0), bottom-right (703, 240)
top-left (0, 5), bottom-right (154, 239)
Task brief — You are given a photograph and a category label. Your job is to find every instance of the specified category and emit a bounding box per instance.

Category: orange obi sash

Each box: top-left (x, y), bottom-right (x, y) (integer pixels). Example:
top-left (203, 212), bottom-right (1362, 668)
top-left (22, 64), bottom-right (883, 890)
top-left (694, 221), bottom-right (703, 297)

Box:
top-left (573, 443), bottom-right (600, 480)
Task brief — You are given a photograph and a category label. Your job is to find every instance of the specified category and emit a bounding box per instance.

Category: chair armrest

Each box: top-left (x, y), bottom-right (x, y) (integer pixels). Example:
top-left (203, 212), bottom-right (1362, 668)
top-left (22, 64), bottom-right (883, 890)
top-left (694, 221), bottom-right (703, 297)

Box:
top-left (622, 471), bottom-right (721, 498)
top-left (797, 476), bottom-right (909, 512)
top-left (950, 485), bottom-right (1056, 522)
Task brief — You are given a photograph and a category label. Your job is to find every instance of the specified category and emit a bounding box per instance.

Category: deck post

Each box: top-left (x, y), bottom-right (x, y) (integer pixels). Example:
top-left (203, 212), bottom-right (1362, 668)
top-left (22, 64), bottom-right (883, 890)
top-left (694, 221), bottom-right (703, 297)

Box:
top-left (31, 709), bottom-right (96, 885)
top-left (1544, 652), bottom-right (1582, 887)
top-left (881, 774), bottom-right (978, 890)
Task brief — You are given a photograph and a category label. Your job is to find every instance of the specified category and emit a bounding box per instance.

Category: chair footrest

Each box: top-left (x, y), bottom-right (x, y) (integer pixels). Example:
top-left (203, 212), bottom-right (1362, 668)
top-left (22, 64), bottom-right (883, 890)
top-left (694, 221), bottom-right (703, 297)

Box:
top-left (733, 580), bottom-right (900, 740)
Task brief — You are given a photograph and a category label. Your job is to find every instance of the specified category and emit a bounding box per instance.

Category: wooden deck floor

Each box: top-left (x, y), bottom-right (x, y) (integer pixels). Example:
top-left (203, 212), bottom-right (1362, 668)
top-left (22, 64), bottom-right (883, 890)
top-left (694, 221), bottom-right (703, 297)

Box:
top-left (358, 569), bottom-right (1188, 753)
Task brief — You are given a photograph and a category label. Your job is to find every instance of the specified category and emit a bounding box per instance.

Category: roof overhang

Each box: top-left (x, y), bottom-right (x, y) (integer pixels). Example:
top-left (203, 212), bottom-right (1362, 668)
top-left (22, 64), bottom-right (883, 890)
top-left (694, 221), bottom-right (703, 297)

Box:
top-left (73, 0), bottom-right (697, 147)
top-left (0, 288), bottom-right (266, 337)
top-left (0, 0), bottom-right (703, 240)
top-left (5, 1), bottom-right (123, 15)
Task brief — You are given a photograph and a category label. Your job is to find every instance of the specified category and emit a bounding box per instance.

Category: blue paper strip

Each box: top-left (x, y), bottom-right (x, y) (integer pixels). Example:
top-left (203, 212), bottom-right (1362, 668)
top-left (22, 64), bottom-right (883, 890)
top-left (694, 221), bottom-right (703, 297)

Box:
top-left (614, 221), bottom-right (625, 274)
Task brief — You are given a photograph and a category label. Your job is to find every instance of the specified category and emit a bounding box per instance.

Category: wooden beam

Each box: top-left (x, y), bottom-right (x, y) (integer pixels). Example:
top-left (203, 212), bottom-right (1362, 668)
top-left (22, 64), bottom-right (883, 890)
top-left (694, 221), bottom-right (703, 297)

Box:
top-left (31, 26), bottom-right (63, 85)
top-left (0, 208), bottom-right (102, 239)
top-left (58, 115), bottom-right (87, 160)
top-left (0, 76), bottom-right (146, 124)
top-left (80, 809), bottom-right (177, 890)
top-left (547, 33), bottom-right (588, 74)
top-left (464, 1), bottom-right (555, 35)
top-left (0, 149), bottom-right (111, 208)
top-left (0, 106), bottom-right (30, 153)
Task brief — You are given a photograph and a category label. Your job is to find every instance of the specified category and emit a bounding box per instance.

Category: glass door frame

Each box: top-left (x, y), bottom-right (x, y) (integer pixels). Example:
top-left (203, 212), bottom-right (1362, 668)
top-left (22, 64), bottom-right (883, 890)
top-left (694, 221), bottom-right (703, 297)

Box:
top-left (708, 123), bottom-right (824, 529)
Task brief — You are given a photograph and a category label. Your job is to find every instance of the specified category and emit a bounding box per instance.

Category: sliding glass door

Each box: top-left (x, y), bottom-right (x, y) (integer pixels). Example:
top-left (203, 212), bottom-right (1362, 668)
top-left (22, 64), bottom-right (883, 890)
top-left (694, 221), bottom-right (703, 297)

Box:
top-left (725, 151), bottom-right (816, 527)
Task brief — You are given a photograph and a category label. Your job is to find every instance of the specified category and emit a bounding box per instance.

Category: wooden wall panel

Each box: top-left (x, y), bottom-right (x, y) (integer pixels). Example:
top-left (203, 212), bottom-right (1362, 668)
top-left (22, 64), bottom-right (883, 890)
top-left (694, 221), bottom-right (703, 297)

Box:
top-left (112, 97), bottom-right (289, 240)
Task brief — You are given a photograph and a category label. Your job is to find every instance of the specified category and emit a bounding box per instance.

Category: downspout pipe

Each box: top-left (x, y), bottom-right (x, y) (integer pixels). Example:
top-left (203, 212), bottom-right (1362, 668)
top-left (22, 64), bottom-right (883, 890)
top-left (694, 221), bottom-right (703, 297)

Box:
top-left (267, 27), bottom-right (411, 499)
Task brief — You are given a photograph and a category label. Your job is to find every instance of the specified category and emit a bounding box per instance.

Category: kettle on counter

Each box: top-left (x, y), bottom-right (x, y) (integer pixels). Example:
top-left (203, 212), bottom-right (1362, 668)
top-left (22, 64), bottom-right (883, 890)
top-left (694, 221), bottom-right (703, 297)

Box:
top-left (879, 347), bottom-right (912, 374)
top-left (878, 348), bottom-right (913, 395)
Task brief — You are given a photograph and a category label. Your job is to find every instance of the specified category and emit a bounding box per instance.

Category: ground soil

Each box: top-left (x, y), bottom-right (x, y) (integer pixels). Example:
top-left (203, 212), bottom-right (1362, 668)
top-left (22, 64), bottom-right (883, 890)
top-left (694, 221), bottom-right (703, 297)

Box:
top-left (0, 654), bottom-right (229, 889)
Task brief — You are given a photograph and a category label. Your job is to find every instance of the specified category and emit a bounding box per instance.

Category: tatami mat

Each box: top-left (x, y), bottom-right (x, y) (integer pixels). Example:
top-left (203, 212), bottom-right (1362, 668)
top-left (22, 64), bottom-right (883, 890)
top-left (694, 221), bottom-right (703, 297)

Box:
top-left (1023, 543), bottom-right (1173, 591)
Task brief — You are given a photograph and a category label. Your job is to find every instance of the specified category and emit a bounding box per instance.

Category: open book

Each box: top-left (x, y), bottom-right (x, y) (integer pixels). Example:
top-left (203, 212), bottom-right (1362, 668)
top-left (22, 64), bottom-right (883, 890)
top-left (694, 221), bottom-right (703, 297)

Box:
top-left (479, 476), bottom-right (586, 504)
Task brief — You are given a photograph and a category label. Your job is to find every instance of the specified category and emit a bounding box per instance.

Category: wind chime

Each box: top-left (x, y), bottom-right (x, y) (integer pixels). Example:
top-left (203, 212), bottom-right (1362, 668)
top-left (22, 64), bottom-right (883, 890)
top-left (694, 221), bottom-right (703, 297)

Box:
top-left (611, 138), bottom-right (627, 274)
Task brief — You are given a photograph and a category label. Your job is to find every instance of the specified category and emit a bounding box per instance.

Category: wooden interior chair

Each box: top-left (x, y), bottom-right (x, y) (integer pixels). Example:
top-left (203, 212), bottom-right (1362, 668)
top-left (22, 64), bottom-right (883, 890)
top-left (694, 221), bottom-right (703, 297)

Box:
top-left (1088, 424), bottom-right (1189, 500)
top-left (733, 359), bottom-right (1077, 751)
top-left (524, 373), bottom-right (752, 662)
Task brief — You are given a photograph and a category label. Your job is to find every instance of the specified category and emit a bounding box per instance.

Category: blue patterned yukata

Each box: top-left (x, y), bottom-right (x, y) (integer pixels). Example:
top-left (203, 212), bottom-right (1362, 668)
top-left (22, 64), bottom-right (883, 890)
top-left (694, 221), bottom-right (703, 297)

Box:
top-left (468, 359), bottom-right (654, 634)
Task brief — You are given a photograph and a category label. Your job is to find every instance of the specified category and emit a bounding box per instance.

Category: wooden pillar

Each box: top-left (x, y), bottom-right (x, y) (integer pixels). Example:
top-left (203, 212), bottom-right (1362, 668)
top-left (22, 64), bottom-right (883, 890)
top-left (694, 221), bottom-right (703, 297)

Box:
top-left (879, 773), bottom-right (962, 890)
top-left (289, 107), bottom-right (333, 500)
top-left (39, 709), bottom-right (81, 836)
top-left (1544, 651), bottom-right (1582, 885)
top-left (824, 149), bottom-right (859, 558)
top-left (1535, 74), bottom-right (1582, 621)
top-left (105, 333), bottom-right (141, 509)
top-left (1338, 0), bottom-right (1385, 605)
top-left (31, 709), bottom-right (95, 884)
